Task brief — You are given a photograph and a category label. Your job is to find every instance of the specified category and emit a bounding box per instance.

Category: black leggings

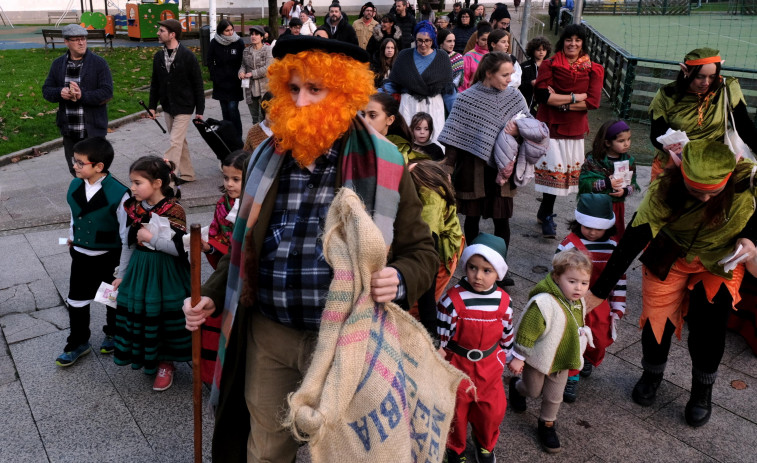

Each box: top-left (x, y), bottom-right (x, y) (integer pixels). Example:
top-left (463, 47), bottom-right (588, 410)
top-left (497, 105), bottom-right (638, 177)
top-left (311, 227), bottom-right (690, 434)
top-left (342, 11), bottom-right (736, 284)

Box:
top-left (464, 216), bottom-right (510, 249)
top-left (641, 282), bottom-right (732, 375)
top-left (537, 193), bottom-right (557, 220)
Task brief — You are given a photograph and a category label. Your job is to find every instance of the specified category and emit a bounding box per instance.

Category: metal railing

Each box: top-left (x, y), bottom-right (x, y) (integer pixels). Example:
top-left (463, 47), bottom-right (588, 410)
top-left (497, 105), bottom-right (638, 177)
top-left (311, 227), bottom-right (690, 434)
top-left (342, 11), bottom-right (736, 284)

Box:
top-left (578, 19), bottom-right (757, 122)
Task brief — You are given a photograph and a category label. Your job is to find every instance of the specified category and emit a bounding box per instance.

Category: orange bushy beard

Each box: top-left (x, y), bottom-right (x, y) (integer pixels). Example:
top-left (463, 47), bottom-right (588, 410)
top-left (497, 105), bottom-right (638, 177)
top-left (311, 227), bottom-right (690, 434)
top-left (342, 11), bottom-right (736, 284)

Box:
top-left (263, 50), bottom-right (376, 168)
top-left (266, 95), bottom-right (356, 168)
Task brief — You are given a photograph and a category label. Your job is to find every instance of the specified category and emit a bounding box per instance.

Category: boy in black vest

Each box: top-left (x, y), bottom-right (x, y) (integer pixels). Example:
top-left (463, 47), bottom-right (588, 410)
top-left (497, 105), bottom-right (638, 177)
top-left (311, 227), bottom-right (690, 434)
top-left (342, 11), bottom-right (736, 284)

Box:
top-left (56, 137), bottom-right (130, 367)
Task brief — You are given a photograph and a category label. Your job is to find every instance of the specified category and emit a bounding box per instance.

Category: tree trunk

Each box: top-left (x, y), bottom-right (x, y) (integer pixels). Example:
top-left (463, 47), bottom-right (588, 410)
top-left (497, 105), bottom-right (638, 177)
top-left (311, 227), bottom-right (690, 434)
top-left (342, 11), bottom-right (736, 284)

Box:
top-left (183, 0), bottom-right (191, 13)
top-left (268, 0), bottom-right (280, 39)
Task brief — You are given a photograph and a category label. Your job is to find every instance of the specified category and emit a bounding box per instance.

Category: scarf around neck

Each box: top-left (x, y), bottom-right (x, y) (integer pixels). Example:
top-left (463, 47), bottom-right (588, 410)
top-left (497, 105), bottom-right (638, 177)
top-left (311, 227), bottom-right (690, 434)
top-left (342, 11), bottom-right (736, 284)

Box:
top-left (209, 116), bottom-right (406, 407)
top-left (214, 31), bottom-right (241, 46)
top-left (389, 48), bottom-right (455, 100)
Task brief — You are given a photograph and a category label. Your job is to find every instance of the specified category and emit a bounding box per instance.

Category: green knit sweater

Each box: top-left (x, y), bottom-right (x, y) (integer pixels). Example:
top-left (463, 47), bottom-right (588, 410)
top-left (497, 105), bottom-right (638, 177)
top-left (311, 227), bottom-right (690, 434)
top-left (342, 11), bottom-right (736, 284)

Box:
top-left (514, 273), bottom-right (585, 374)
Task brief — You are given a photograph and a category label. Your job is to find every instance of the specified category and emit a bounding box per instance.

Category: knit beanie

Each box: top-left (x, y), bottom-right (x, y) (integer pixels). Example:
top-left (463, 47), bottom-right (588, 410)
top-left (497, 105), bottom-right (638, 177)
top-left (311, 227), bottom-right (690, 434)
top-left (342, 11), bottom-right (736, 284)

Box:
top-left (681, 139), bottom-right (735, 190)
top-left (575, 193), bottom-right (615, 230)
top-left (461, 233), bottom-right (508, 280)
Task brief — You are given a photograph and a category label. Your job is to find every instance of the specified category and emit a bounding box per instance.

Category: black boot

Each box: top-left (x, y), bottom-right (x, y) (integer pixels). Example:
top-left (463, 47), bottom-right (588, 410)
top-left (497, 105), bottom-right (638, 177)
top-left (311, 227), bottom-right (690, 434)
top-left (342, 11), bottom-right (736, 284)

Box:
top-left (537, 419), bottom-right (561, 453)
top-left (508, 377), bottom-right (527, 413)
top-left (632, 370), bottom-right (663, 406)
top-left (685, 380), bottom-right (713, 427)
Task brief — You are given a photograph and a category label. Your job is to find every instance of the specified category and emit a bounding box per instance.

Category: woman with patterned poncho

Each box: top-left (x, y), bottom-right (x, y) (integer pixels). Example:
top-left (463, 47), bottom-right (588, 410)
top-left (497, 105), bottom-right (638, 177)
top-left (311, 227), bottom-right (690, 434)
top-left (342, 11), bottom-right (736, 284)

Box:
top-left (439, 52), bottom-right (542, 273)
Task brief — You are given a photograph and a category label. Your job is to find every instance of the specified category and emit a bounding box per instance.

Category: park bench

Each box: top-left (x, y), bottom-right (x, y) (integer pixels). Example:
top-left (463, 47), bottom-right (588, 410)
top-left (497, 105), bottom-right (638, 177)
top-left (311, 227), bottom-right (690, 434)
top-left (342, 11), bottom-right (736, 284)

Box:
top-left (48, 11), bottom-right (79, 24)
top-left (42, 29), bottom-right (113, 51)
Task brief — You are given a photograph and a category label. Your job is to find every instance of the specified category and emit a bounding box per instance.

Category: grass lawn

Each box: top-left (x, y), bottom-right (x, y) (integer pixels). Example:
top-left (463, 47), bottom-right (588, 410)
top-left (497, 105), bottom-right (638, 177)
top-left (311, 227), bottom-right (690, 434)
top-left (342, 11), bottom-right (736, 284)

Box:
top-left (0, 46), bottom-right (211, 157)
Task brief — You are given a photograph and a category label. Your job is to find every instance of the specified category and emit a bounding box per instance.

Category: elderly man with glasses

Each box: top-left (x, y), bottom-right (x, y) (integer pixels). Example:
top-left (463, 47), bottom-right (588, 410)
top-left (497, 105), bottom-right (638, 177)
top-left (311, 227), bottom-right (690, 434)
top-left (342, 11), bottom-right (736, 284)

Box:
top-left (43, 24), bottom-right (113, 177)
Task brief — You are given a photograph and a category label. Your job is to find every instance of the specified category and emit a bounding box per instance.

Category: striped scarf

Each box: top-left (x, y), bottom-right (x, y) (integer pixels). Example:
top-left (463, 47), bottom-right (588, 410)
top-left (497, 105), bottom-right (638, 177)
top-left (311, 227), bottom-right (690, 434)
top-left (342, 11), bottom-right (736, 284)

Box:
top-left (210, 116), bottom-right (406, 405)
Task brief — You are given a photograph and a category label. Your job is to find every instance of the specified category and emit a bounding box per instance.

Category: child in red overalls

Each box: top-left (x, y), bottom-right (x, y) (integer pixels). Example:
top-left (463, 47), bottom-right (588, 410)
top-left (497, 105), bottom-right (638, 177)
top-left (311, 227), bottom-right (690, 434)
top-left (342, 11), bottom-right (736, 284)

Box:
top-left (557, 193), bottom-right (626, 402)
top-left (437, 233), bottom-right (514, 463)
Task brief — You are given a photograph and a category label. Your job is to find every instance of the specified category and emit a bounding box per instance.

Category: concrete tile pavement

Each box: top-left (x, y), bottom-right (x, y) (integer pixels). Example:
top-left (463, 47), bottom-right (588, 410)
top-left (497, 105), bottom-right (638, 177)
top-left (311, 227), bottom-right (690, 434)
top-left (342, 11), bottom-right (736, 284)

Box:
top-left (0, 95), bottom-right (755, 462)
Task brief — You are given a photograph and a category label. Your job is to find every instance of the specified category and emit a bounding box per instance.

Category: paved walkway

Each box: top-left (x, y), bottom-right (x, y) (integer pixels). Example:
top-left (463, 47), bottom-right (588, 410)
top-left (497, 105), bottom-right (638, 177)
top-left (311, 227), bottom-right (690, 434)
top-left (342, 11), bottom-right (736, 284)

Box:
top-left (0, 95), bottom-right (755, 462)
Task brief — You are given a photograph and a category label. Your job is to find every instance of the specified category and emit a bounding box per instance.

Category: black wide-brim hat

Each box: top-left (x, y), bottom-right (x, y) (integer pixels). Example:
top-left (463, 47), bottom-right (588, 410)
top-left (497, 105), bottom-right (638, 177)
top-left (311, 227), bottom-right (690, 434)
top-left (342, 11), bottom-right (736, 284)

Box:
top-left (272, 35), bottom-right (369, 63)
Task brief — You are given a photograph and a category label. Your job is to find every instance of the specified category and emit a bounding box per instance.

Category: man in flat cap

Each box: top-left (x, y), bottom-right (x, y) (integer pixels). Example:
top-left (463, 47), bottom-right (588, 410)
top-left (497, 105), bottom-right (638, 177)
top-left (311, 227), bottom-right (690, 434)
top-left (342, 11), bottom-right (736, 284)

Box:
top-left (146, 19), bottom-right (204, 184)
top-left (183, 35), bottom-right (437, 462)
top-left (43, 24), bottom-right (113, 177)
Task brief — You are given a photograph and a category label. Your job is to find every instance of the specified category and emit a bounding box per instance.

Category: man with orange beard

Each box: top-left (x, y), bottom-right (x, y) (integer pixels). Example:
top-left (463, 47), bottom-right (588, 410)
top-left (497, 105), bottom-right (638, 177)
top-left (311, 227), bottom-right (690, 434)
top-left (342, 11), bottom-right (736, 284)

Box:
top-left (182, 35), bottom-right (437, 463)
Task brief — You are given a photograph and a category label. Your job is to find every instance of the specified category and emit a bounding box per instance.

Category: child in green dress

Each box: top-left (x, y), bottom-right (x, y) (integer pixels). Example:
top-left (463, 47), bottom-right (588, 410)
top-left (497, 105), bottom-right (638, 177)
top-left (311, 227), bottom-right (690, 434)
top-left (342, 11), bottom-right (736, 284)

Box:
top-left (112, 156), bottom-right (191, 391)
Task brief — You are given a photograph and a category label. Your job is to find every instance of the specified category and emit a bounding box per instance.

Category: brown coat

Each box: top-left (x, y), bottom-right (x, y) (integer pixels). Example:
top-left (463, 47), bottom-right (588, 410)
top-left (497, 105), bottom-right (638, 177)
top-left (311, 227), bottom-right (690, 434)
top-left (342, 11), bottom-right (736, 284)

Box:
top-left (201, 133), bottom-right (438, 462)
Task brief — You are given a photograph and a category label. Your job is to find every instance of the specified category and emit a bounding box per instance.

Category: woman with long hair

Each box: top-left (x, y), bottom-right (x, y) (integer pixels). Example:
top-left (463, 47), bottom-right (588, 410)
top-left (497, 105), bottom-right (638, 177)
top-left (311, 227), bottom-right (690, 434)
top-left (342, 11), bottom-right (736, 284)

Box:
top-left (648, 47), bottom-right (757, 181)
top-left (371, 38), bottom-right (398, 88)
top-left (533, 24), bottom-right (604, 238)
top-left (208, 19), bottom-right (245, 142)
top-left (437, 29), bottom-right (464, 89)
top-left (439, 52), bottom-right (547, 261)
top-left (586, 139), bottom-right (757, 428)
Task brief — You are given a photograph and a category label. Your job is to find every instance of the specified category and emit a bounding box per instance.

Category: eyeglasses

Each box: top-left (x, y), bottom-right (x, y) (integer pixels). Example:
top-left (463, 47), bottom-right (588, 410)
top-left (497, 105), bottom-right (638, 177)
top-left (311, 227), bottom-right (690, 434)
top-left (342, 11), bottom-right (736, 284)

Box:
top-left (66, 37), bottom-right (87, 43)
top-left (416, 38), bottom-right (433, 44)
top-left (71, 159), bottom-right (95, 168)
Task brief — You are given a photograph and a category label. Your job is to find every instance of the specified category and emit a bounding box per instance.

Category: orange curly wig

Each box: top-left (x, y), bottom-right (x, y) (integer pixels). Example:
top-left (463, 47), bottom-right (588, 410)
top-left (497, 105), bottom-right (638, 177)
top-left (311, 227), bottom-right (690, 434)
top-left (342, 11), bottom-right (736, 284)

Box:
top-left (263, 50), bottom-right (376, 166)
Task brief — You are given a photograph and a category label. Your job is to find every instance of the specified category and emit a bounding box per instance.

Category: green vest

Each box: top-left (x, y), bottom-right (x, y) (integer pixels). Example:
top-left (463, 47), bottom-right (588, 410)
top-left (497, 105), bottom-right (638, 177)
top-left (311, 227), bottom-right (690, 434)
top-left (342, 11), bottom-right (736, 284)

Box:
top-left (67, 174), bottom-right (129, 250)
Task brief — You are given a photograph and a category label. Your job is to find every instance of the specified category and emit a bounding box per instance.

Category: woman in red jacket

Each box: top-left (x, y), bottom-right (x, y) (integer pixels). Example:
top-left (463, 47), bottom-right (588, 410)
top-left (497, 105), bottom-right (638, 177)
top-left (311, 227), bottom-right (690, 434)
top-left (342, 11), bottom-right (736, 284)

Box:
top-left (533, 24), bottom-right (604, 238)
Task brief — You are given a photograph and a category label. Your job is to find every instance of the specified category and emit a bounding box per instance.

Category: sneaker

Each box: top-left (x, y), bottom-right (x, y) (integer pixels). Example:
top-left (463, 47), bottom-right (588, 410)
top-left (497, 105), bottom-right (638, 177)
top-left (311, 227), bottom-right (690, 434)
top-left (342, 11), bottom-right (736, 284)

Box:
top-left (508, 377), bottom-right (527, 413)
top-left (537, 420), bottom-right (561, 453)
top-left (474, 442), bottom-right (496, 463)
top-left (55, 343), bottom-right (92, 367)
top-left (541, 214), bottom-right (557, 239)
top-left (99, 335), bottom-right (115, 354)
top-left (153, 362), bottom-right (175, 391)
top-left (445, 449), bottom-right (467, 463)
top-left (580, 362), bottom-right (593, 378)
top-left (563, 376), bottom-right (579, 403)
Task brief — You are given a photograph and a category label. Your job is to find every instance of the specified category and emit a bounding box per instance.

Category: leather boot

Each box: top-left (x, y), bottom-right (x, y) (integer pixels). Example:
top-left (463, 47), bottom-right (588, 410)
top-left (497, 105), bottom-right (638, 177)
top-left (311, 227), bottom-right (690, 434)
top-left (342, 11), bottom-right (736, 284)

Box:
top-left (685, 380), bottom-right (713, 427)
top-left (631, 370), bottom-right (663, 406)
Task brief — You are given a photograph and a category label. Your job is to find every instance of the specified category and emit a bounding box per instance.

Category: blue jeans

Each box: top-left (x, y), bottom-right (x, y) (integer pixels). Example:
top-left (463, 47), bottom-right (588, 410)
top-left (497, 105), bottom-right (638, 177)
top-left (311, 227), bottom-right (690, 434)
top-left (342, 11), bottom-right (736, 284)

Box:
top-left (219, 99), bottom-right (243, 142)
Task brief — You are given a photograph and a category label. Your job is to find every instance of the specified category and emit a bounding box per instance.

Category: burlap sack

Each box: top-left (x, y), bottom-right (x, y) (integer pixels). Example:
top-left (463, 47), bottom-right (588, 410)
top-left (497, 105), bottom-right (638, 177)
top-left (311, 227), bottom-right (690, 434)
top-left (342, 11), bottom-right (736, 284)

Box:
top-left (285, 188), bottom-right (466, 462)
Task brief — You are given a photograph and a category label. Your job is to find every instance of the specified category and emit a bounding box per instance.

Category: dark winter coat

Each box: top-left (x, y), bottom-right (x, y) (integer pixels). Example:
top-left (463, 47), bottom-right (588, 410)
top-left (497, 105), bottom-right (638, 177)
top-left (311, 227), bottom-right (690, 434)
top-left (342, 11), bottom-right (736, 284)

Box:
top-left (394, 12), bottom-right (417, 50)
top-left (42, 50), bottom-right (113, 137)
top-left (208, 37), bottom-right (244, 102)
top-left (325, 14), bottom-right (359, 45)
top-left (148, 43), bottom-right (205, 116)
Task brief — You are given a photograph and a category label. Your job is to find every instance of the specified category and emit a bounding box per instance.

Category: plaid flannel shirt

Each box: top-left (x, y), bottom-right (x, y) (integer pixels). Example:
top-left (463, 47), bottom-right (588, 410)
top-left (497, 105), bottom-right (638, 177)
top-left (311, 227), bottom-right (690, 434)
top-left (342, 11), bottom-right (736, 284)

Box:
top-left (256, 146), bottom-right (339, 331)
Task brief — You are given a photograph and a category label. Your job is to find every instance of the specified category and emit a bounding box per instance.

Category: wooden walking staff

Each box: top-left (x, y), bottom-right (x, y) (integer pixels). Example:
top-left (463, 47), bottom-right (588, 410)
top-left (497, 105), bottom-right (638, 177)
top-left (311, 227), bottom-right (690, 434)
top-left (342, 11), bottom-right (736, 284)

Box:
top-left (189, 223), bottom-right (203, 463)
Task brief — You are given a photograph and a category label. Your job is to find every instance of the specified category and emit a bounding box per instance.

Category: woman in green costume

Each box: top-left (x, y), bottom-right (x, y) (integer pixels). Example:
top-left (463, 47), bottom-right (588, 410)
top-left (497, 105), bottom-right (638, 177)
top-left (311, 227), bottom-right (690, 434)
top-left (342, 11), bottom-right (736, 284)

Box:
top-left (648, 47), bottom-right (757, 180)
top-left (585, 140), bottom-right (757, 428)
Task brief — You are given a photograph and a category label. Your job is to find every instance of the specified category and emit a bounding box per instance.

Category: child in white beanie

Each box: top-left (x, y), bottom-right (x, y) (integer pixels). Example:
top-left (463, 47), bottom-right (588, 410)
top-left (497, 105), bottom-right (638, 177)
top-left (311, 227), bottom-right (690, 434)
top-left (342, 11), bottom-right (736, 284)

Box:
top-left (437, 233), bottom-right (514, 463)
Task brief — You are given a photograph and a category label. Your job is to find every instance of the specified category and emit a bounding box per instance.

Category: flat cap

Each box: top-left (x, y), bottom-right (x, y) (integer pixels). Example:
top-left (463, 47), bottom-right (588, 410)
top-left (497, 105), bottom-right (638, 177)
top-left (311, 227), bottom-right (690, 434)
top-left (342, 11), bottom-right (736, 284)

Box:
top-left (158, 19), bottom-right (182, 38)
top-left (62, 24), bottom-right (88, 38)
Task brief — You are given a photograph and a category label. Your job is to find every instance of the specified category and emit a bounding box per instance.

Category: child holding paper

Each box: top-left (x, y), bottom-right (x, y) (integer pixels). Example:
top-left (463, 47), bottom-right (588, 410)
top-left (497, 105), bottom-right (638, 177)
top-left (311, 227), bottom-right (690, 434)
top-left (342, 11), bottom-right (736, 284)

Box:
top-left (56, 137), bottom-right (130, 367)
top-left (112, 156), bottom-right (191, 391)
top-left (579, 119), bottom-right (639, 236)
